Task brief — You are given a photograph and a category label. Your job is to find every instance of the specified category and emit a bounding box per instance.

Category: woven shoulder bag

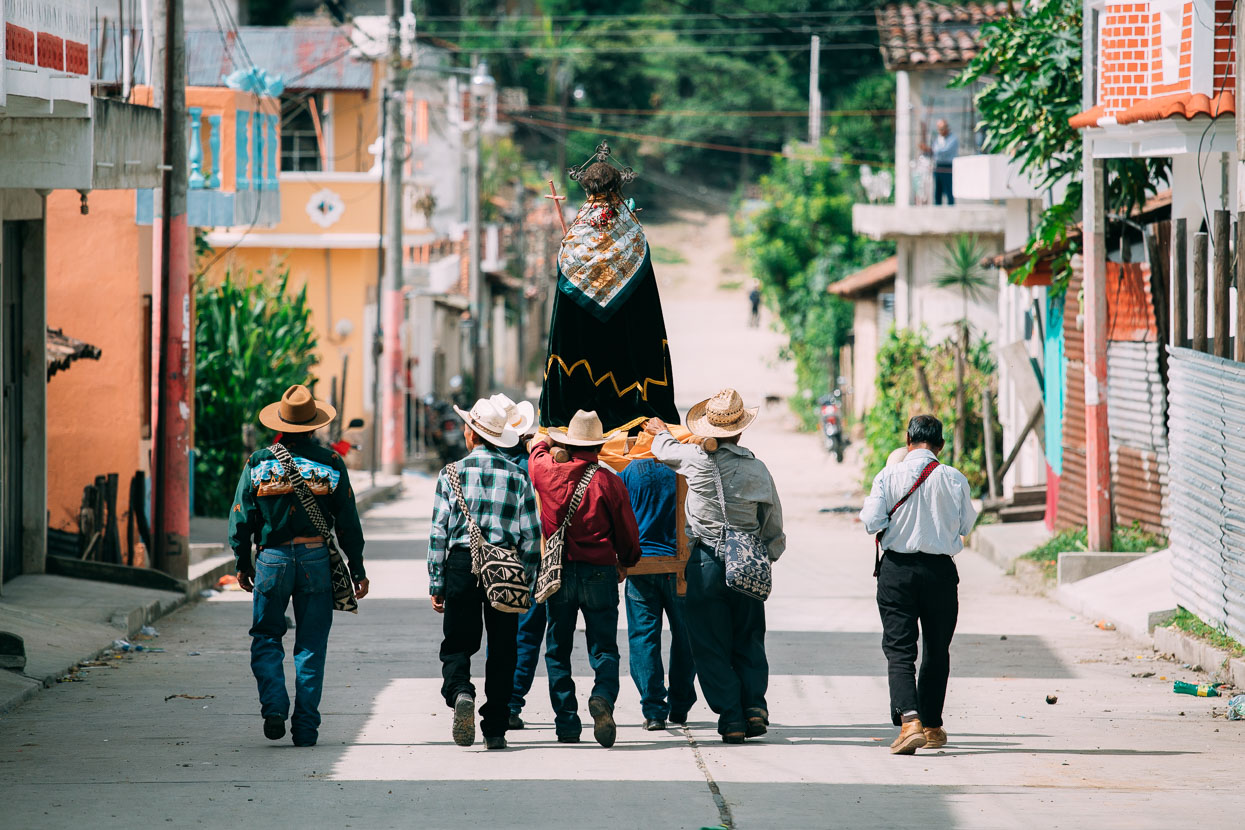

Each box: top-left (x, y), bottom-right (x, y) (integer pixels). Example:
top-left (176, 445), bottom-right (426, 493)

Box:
top-left (534, 463), bottom-right (599, 603)
top-left (446, 462), bottom-right (532, 614)
top-left (708, 456), bottom-right (772, 602)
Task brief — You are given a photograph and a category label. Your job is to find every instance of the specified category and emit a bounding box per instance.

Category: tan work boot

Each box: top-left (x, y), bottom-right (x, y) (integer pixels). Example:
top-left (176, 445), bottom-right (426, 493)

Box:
top-left (890, 718), bottom-right (927, 755)
top-left (923, 726), bottom-right (947, 749)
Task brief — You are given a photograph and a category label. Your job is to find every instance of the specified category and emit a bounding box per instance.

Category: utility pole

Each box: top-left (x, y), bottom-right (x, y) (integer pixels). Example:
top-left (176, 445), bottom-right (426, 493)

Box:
top-left (468, 58), bottom-right (485, 395)
top-left (1237, 0), bottom-right (1245, 363)
top-left (1082, 2), bottom-right (1112, 550)
top-left (808, 35), bottom-right (822, 145)
top-left (151, 0), bottom-right (189, 579)
top-left (381, 0), bottom-right (406, 475)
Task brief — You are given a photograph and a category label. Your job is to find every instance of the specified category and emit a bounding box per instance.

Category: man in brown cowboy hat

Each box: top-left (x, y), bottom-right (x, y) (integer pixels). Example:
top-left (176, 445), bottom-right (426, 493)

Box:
top-left (229, 384), bottom-right (369, 747)
top-left (429, 397), bottom-right (541, 750)
top-left (645, 389), bottom-right (785, 744)
top-left (529, 410), bottom-right (643, 747)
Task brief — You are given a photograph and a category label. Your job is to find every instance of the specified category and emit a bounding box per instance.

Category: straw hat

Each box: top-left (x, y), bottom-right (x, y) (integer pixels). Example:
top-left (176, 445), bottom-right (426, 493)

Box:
top-left (549, 409), bottom-right (610, 447)
top-left (886, 447), bottom-right (909, 467)
top-left (686, 388), bottom-right (758, 438)
top-left (259, 384), bottom-right (337, 433)
top-left (454, 398), bottom-right (520, 448)
top-left (489, 393), bottom-right (536, 436)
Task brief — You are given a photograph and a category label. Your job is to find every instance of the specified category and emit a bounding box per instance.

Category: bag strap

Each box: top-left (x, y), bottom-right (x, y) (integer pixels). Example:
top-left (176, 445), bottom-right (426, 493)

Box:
top-left (708, 455), bottom-right (731, 529)
top-left (445, 462), bottom-right (486, 572)
top-left (874, 459), bottom-right (940, 577)
top-left (556, 464), bottom-right (599, 536)
top-left (270, 443), bottom-right (334, 540)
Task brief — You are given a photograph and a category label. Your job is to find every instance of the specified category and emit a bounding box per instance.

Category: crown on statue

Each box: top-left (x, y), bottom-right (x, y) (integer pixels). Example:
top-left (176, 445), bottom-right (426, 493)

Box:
top-left (568, 141), bottom-right (637, 184)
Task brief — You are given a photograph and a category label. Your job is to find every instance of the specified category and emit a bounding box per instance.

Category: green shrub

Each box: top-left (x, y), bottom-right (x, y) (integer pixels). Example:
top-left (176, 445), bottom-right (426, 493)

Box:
top-left (1018, 523), bottom-right (1168, 581)
top-left (862, 327), bottom-right (999, 492)
top-left (194, 267), bottom-right (319, 516)
top-left (1170, 608), bottom-right (1245, 657)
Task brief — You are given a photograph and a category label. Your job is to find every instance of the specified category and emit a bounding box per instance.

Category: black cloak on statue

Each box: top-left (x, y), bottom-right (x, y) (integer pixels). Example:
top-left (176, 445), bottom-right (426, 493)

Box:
top-left (539, 194), bottom-right (679, 433)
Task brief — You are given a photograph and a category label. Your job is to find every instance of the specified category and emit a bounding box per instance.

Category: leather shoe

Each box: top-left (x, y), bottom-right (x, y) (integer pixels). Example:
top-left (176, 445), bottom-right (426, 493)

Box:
top-left (745, 716), bottom-right (768, 738)
top-left (263, 716), bottom-right (285, 741)
top-left (923, 726), bottom-right (947, 749)
top-left (669, 710), bottom-right (689, 725)
top-left (508, 714), bottom-right (525, 730)
top-left (588, 696), bottom-right (617, 748)
top-left (890, 718), bottom-right (927, 755)
top-left (644, 719), bottom-right (667, 731)
top-left (722, 732), bottom-right (746, 744)
top-left (484, 736), bottom-right (507, 750)
top-left (556, 734), bottom-right (580, 744)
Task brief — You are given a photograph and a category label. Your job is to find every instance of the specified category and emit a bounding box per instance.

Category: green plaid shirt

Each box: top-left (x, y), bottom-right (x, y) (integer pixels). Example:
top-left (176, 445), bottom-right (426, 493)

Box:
top-left (428, 445), bottom-right (541, 595)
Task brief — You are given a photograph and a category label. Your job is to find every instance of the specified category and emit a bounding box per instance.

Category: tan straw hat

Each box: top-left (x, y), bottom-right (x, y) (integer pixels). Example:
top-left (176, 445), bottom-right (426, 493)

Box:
top-left (454, 398), bottom-right (520, 448)
top-left (489, 393), bottom-right (536, 436)
top-left (549, 409), bottom-right (610, 447)
top-left (686, 388), bottom-right (758, 438)
top-left (259, 384), bottom-right (337, 433)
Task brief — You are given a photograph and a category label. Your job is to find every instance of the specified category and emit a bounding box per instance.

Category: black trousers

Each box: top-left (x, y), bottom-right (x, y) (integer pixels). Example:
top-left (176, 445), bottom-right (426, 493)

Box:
top-left (683, 543), bottom-right (768, 734)
top-left (933, 169), bottom-right (955, 205)
top-left (876, 551), bottom-right (958, 728)
top-left (439, 549), bottom-right (519, 738)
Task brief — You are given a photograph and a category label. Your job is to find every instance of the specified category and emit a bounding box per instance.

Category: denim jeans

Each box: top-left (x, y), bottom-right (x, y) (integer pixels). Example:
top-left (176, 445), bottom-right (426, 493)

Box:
top-left (544, 561), bottom-right (620, 738)
top-left (510, 601), bottom-right (547, 716)
top-left (625, 572), bottom-right (697, 721)
top-left (439, 549), bottom-right (519, 738)
top-left (250, 542), bottom-right (334, 741)
top-left (682, 542), bottom-right (768, 734)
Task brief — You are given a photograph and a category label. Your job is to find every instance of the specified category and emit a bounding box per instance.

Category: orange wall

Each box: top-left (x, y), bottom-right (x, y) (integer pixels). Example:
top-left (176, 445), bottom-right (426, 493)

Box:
top-left (45, 190), bottom-right (148, 554)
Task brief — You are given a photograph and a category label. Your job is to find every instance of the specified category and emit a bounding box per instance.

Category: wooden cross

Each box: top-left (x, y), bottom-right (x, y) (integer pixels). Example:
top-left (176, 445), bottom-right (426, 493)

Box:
top-left (545, 179), bottom-right (568, 236)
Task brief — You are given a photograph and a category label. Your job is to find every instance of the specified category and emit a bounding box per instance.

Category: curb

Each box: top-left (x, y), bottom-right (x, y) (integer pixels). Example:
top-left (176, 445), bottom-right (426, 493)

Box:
top-left (1153, 626), bottom-right (1245, 688)
top-left (356, 480), bottom-right (404, 512)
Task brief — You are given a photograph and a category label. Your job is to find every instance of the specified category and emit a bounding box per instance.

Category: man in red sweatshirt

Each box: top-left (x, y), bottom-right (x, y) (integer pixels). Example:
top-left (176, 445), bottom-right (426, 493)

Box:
top-left (529, 410), bottom-right (642, 747)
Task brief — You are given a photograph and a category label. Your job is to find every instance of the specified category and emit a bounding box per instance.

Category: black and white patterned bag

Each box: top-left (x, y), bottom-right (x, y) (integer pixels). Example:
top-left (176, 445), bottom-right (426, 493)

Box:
top-left (708, 456), bottom-right (772, 602)
top-left (446, 462), bottom-right (532, 614)
top-left (270, 443), bottom-right (358, 614)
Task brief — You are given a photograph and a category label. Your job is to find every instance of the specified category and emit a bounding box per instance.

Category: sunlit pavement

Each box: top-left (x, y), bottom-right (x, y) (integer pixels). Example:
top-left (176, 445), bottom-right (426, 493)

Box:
top-left (2, 212), bottom-right (1243, 828)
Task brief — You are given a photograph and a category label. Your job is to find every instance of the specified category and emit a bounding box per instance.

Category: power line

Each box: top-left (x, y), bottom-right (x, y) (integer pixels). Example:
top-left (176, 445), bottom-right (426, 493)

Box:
top-left (416, 10), bottom-right (881, 23)
top-left (419, 24), bottom-right (880, 38)
top-left (520, 105), bottom-right (893, 117)
top-left (422, 41), bottom-right (880, 55)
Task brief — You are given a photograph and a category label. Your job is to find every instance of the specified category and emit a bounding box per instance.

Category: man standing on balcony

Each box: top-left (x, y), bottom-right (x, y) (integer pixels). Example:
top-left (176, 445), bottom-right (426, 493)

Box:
top-left (923, 119), bottom-right (958, 206)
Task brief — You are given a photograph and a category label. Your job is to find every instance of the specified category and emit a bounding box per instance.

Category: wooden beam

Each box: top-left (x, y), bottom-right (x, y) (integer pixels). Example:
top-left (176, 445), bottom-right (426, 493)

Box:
top-left (1193, 231), bottom-right (1209, 352)
top-left (1172, 217), bottom-right (1187, 348)
top-left (1214, 210), bottom-right (1231, 358)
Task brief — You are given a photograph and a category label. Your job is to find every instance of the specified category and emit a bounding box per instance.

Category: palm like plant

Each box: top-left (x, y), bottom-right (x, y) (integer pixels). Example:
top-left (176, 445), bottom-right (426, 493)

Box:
top-left (934, 235), bottom-right (992, 465)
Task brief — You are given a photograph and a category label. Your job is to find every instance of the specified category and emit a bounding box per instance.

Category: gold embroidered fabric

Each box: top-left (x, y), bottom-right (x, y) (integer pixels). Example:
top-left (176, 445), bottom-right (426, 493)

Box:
top-left (558, 195), bottom-right (648, 312)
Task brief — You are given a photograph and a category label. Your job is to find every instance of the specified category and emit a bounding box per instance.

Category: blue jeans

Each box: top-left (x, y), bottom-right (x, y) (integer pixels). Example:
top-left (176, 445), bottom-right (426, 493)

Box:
top-left (544, 561), bottom-right (620, 738)
top-left (682, 543), bottom-right (768, 735)
top-left (510, 601), bottom-right (547, 716)
top-left (250, 543), bottom-right (334, 741)
top-left (626, 572), bottom-right (697, 721)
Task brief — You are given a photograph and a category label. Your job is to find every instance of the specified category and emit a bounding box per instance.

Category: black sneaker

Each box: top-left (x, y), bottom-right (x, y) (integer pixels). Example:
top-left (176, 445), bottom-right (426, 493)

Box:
top-left (588, 696), bottom-right (616, 748)
top-left (644, 718), bottom-right (667, 731)
top-left (484, 736), bottom-right (507, 750)
top-left (452, 693), bottom-right (476, 747)
top-left (291, 732), bottom-right (317, 747)
top-left (556, 734), bottom-right (581, 744)
top-left (508, 713), bottom-right (525, 730)
top-left (263, 716), bottom-right (286, 741)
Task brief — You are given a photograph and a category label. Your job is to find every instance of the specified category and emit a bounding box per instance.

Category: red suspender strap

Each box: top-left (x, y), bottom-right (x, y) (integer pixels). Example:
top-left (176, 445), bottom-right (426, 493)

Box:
top-left (874, 460), bottom-right (940, 577)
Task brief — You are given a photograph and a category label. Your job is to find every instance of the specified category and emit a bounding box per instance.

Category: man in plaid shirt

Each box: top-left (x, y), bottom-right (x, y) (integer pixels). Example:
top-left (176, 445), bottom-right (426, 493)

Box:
top-left (429, 398), bottom-right (541, 750)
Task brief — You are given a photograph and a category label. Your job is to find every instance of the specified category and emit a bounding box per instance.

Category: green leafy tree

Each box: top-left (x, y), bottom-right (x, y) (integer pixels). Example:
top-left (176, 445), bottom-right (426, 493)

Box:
top-left (934, 235), bottom-right (992, 465)
top-left (953, 0), bottom-right (1169, 291)
top-left (194, 267), bottom-right (319, 516)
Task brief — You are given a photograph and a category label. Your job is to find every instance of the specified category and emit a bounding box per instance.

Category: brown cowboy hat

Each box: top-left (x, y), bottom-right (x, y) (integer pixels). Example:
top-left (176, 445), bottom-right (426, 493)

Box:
top-left (259, 384), bottom-right (337, 433)
top-left (686, 388), bottom-right (758, 438)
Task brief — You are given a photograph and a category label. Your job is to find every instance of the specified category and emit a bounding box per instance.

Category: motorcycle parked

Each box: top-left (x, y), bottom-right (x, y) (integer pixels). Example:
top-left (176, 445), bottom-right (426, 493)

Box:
top-left (817, 390), bottom-right (847, 463)
top-left (423, 395), bottom-right (467, 468)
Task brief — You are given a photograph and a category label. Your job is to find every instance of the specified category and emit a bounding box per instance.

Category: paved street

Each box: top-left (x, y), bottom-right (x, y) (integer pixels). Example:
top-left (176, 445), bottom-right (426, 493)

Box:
top-left (3, 211), bottom-right (1244, 829)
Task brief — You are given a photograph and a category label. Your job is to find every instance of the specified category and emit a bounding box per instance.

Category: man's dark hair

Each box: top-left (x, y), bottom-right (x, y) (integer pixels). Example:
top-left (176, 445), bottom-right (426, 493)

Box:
top-left (907, 414), bottom-right (944, 449)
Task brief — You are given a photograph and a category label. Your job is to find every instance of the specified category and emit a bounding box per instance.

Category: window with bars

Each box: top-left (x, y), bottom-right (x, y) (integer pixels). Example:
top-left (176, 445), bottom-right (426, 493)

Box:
top-left (281, 94), bottom-right (322, 172)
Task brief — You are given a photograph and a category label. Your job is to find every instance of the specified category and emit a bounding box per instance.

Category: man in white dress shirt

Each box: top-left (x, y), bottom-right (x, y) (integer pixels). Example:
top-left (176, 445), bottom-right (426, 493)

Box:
top-left (860, 415), bottom-right (977, 755)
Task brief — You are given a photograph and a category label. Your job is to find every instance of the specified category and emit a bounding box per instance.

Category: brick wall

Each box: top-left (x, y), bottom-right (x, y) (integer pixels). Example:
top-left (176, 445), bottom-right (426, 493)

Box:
top-left (1097, 1), bottom-right (1235, 116)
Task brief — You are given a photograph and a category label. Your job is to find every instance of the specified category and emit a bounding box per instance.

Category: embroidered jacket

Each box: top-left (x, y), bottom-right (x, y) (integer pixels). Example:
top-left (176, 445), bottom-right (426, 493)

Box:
top-left (227, 435), bottom-right (366, 580)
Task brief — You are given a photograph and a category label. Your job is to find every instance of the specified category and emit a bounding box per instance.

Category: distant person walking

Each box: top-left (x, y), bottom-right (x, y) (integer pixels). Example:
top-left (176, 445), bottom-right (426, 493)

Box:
top-left (620, 455), bottom-right (697, 730)
top-left (529, 410), bottom-right (643, 747)
top-left (646, 389), bottom-right (785, 744)
top-left (748, 286), bottom-right (762, 328)
top-left (229, 384), bottom-right (369, 748)
top-left (860, 415), bottom-right (977, 755)
top-left (429, 397), bottom-right (541, 751)
top-left (921, 119), bottom-right (958, 205)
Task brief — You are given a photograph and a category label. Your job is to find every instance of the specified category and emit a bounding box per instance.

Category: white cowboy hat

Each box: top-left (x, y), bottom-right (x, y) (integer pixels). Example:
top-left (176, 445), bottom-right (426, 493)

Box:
top-left (686, 388), bottom-right (758, 439)
top-left (453, 398), bottom-right (520, 448)
top-left (489, 393), bottom-right (536, 436)
top-left (549, 409), bottom-right (611, 447)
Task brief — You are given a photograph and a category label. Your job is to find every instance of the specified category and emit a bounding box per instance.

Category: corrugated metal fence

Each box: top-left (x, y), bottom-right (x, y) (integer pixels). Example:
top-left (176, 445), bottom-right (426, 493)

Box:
top-left (1167, 346), bottom-right (1245, 643)
top-left (1107, 341), bottom-right (1168, 535)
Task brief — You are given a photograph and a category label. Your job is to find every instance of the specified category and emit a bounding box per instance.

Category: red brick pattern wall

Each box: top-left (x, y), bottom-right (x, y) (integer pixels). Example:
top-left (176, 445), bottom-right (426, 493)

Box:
top-left (1097, 1), bottom-right (1235, 116)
